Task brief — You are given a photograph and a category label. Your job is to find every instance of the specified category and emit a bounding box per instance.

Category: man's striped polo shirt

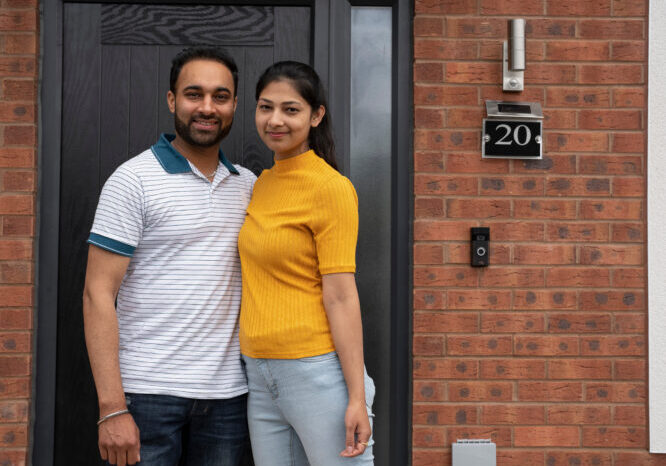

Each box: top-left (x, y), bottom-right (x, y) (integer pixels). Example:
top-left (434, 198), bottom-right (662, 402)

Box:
top-left (88, 133), bottom-right (256, 399)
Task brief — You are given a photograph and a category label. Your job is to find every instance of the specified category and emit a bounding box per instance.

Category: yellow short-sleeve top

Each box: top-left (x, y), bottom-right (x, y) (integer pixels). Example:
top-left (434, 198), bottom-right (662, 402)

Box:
top-left (238, 150), bottom-right (358, 358)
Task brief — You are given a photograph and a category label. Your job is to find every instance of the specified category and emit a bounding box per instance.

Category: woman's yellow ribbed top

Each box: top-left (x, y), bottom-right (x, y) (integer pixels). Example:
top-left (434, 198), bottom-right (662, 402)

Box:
top-left (238, 150), bottom-right (358, 358)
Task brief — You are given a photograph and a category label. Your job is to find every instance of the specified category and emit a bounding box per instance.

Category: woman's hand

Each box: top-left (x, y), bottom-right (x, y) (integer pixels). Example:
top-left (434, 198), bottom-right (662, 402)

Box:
top-left (340, 400), bottom-right (371, 457)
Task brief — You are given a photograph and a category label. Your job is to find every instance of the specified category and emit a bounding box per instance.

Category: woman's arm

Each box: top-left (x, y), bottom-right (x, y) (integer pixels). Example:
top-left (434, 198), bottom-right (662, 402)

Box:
top-left (321, 272), bottom-right (371, 458)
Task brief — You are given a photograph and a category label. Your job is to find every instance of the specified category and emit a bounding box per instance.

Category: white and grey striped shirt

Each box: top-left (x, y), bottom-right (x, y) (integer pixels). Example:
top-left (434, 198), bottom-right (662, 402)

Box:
top-left (88, 133), bottom-right (256, 399)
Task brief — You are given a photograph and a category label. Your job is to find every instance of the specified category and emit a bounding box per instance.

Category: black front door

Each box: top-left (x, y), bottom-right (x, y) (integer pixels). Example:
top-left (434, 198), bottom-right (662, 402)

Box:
top-left (55, 4), bottom-right (310, 464)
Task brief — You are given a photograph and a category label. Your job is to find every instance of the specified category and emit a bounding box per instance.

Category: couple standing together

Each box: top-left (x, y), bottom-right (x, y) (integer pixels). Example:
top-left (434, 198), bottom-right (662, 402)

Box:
top-left (83, 47), bottom-right (375, 466)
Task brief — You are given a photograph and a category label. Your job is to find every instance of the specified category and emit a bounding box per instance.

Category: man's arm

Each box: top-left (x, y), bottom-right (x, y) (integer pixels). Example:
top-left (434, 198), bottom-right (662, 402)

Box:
top-left (83, 245), bottom-right (140, 466)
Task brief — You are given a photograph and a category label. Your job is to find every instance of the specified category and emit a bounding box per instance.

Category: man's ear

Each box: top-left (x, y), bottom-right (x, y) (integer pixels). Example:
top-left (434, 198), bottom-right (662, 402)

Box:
top-left (233, 95), bottom-right (238, 113)
top-left (311, 105), bottom-right (325, 128)
top-left (167, 90), bottom-right (176, 113)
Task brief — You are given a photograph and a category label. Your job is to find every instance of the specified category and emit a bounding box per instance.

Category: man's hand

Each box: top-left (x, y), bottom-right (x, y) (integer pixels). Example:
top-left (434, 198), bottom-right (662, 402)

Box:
top-left (339, 400), bottom-right (371, 458)
top-left (98, 413), bottom-right (141, 466)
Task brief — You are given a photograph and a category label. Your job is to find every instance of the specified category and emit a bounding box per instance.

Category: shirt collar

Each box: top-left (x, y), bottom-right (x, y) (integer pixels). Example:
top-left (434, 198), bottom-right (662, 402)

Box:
top-left (150, 133), bottom-right (239, 175)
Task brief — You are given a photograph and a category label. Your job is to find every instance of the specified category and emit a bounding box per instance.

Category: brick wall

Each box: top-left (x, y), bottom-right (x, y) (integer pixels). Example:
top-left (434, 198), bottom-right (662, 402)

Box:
top-left (412, 0), bottom-right (651, 464)
top-left (0, 0), bottom-right (37, 464)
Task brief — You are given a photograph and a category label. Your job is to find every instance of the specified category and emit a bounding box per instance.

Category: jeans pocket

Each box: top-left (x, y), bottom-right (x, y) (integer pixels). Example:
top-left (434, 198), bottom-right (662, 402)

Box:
top-left (297, 351), bottom-right (338, 364)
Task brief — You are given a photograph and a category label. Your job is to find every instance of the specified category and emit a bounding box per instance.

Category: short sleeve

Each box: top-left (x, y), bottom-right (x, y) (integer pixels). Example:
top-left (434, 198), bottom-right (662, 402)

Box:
top-left (88, 166), bottom-right (144, 257)
top-left (311, 176), bottom-right (358, 275)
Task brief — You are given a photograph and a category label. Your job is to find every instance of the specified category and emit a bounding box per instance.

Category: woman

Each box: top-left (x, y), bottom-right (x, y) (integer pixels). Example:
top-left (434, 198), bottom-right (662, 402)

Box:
top-left (238, 61), bottom-right (375, 466)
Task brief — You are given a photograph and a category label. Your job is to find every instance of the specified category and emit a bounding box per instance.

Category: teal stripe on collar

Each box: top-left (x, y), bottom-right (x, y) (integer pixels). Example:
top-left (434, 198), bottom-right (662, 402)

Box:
top-left (151, 133), bottom-right (239, 175)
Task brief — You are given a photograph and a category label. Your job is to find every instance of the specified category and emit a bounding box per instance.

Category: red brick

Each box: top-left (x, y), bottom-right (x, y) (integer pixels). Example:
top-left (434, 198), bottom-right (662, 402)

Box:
top-left (581, 336), bottom-right (645, 356)
top-left (0, 332), bottom-right (29, 352)
top-left (415, 85), bottom-right (478, 106)
top-left (579, 19), bottom-right (644, 39)
top-left (0, 102), bottom-right (34, 123)
top-left (413, 335), bottom-right (445, 356)
top-left (4, 125), bottom-right (36, 146)
top-left (547, 268), bottom-right (610, 287)
top-left (414, 221), bottom-right (475, 241)
top-left (579, 110), bottom-right (642, 130)
top-left (479, 39), bottom-right (545, 61)
top-left (612, 0), bottom-right (646, 16)
top-left (614, 313), bottom-right (645, 333)
top-left (447, 243), bottom-right (511, 265)
top-left (546, 132), bottom-right (609, 152)
top-left (514, 244), bottom-right (575, 264)
top-left (415, 197), bottom-right (444, 219)
top-left (446, 108), bottom-right (483, 128)
top-left (481, 405), bottom-right (545, 424)
top-left (547, 222), bottom-right (610, 243)
top-left (480, 267), bottom-right (545, 287)
top-left (447, 199), bottom-right (509, 218)
top-left (0, 263), bottom-right (31, 284)
top-left (412, 450), bottom-right (449, 466)
top-left (414, 244), bottom-right (444, 266)
top-left (414, 151), bottom-right (443, 172)
top-left (549, 359), bottom-right (612, 380)
top-left (0, 286), bottom-right (31, 306)
top-left (415, 129), bottom-right (478, 151)
top-left (413, 358), bottom-right (478, 379)
top-left (414, 312), bottom-right (478, 333)
top-left (612, 132), bottom-right (644, 152)
top-left (547, 0), bottom-right (611, 16)
top-left (414, 289), bottom-right (444, 309)
top-left (0, 309), bottom-right (30, 330)
top-left (447, 335), bottom-right (512, 356)
top-left (579, 155), bottom-right (642, 175)
top-left (414, 108), bottom-right (443, 128)
top-left (612, 41), bottom-right (646, 61)
top-left (0, 355), bottom-right (29, 376)
top-left (481, 0), bottom-right (544, 14)
top-left (415, 0), bottom-right (476, 14)
top-left (0, 240), bottom-right (30, 260)
top-left (0, 148), bottom-right (33, 167)
top-left (0, 57), bottom-right (35, 77)
top-left (527, 20), bottom-right (577, 38)
top-left (445, 153), bottom-right (509, 174)
top-left (548, 313), bottom-right (611, 334)
top-left (514, 289), bottom-right (577, 310)
top-left (445, 18), bottom-right (505, 38)
top-left (479, 177), bottom-right (543, 196)
top-left (4, 34), bottom-right (36, 55)
top-left (547, 405), bottom-right (611, 425)
top-left (413, 426), bottom-right (447, 447)
top-left (525, 64), bottom-right (576, 84)
top-left (546, 87), bottom-right (611, 107)
top-left (614, 405), bottom-right (645, 425)
top-left (580, 290), bottom-right (644, 311)
top-left (519, 381), bottom-right (583, 401)
top-left (515, 336), bottom-right (579, 356)
top-left (614, 452), bottom-right (666, 465)
top-left (0, 376), bottom-right (29, 398)
top-left (580, 200), bottom-right (642, 220)
top-left (0, 425), bottom-right (27, 447)
top-left (579, 245), bottom-right (642, 265)
top-left (0, 400), bottom-right (28, 422)
top-left (513, 154), bottom-right (577, 174)
top-left (2, 216), bottom-right (33, 236)
top-left (481, 312), bottom-right (545, 333)
top-left (514, 199), bottom-right (576, 219)
top-left (414, 39), bottom-right (477, 60)
top-left (413, 404), bottom-right (477, 425)
top-left (488, 221), bottom-right (544, 241)
top-left (2, 79), bottom-right (34, 102)
top-left (543, 109), bottom-right (576, 129)
top-left (613, 87), bottom-right (645, 108)
top-left (413, 381), bottom-right (447, 402)
top-left (546, 451), bottom-right (612, 465)
top-left (447, 426), bottom-right (511, 446)
top-left (413, 16), bottom-right (444, 37)
top-left (445, 62), bottom-right (500, 84)
top-left (480, 359), bottom-right (546, 379)
top-left (480, 85), bottom-right (545, 103)
top-left (515, 426), bottom-right (579, 447)
top-left (415, 175), bottom-right (476, 195)
top-left (449, 381), bottom-right (512, 401)
top-left (580, 64), bottom-right (643, 84)
top-left (497, 451), bottom-right (546, 466)
top-left (0, 11), bottom-right (35, 31)
top-left (545, 177), bottom-right (609, 197)
top-left (4, 0), bottom-right (39, 6)
top-left (546, 41), bottom-right (609, 61)
top-left (2, 171), bottom-right (34, 192)
top-left (447, 290), bottom-right (511, 310)
top-left (611, 268), bottom-right (644, 287)
top-left (414, 62), bottom-right (444, 83)
top-left (612, 177), bottom-right (644, 197)
top-left (582, 426), bottom-right (645, 448)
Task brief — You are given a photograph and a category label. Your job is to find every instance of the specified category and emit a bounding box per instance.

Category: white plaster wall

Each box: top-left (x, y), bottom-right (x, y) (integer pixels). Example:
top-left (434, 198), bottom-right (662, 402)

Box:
top-left (649, 0), bottom-right (666, 453)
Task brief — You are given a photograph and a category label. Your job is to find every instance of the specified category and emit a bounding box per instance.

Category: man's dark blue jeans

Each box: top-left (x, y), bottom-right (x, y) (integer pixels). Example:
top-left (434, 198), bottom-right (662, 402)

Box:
top-left (121, 392), bottom-right (249, 466)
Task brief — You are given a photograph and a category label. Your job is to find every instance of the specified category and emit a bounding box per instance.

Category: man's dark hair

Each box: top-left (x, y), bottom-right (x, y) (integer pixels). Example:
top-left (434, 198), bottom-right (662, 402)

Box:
top-left (170, 47), bottom-right (239, 95)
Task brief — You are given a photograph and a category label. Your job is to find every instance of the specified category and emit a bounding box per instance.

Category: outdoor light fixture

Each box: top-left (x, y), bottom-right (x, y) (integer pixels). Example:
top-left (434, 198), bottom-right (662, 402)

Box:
top-left (503, 18), bottom-right (525, 91)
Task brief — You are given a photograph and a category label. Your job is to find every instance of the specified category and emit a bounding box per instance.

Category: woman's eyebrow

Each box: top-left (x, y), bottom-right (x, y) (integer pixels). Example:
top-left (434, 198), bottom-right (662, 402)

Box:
top-left (258, 97), bottom-right (302, 106)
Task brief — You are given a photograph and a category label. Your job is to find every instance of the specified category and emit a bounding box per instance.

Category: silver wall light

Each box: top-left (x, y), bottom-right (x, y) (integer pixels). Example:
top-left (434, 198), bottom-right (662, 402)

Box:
top-left (503, 19), bottom-right (525, 91)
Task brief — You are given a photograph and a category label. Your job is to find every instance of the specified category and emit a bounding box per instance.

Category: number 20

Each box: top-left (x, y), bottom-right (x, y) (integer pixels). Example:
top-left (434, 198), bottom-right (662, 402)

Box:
top-left (495, 124), bottom-right (531, 146)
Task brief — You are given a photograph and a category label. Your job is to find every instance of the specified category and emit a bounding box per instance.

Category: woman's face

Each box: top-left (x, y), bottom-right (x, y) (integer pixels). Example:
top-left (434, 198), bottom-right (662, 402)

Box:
top-left (255, 80), bottom-right (324, 160)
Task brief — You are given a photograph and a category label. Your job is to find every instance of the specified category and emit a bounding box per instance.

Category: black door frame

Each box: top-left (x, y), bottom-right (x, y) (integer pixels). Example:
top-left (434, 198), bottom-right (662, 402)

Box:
top-left (34, 0), bottom-right (412, 464)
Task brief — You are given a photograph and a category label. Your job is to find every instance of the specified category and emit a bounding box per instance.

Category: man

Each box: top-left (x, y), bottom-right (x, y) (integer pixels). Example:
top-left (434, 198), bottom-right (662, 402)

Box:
top-left (83, 47), bottom-right (256, 466)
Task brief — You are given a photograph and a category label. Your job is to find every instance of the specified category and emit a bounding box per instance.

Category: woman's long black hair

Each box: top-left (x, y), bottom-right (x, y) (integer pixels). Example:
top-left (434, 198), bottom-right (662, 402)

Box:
top-left (255, 61), bottom-right (338, 171)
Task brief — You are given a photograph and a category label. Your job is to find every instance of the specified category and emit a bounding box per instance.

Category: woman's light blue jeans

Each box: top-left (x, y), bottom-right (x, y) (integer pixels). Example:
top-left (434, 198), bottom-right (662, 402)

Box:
top-left (242, 352), bottom-right (375, 466)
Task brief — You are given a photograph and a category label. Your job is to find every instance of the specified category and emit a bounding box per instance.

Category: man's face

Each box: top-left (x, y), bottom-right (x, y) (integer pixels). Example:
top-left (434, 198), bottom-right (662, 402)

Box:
top-left (167, 59), bottom-right (237, 149)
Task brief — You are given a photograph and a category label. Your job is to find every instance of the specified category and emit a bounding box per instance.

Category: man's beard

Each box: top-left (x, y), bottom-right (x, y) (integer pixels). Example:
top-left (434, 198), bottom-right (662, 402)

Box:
top-left (174, 112), bottom-right (233, 148)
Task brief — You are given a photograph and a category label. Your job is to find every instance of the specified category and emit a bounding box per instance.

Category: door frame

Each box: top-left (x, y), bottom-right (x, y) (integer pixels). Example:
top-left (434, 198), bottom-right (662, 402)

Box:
top-left (34, 0), bottom-right (412, 464)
